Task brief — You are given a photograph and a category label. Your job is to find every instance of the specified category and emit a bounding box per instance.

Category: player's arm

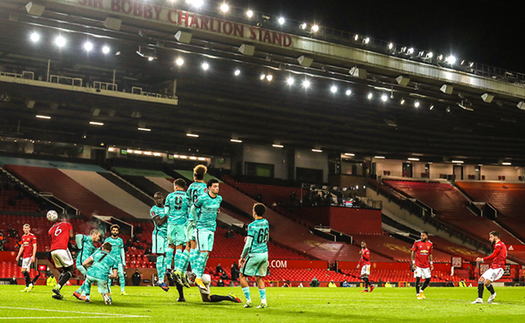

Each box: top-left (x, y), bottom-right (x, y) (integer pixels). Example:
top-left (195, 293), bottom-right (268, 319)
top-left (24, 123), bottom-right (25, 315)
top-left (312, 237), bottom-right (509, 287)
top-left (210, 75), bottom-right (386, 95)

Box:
top-left (109, 268), bottom-right (118, 278)
top-left (239, 236), bottom-right (254, 267)
top-left (411, 249), bottom-right (416, 270)
top-left (152, 214), bottom-right (167, 226)
top-left (83, 255), bottom-right (94, 268)
top-left (75, 234), bottom-right (84, 248)
top-left (429, 253), bottom-right (434, 270)
top-left (31, 238), bottom-right (37, 262)
top-left (121, 244), bottom-right (126, 267)
top-left (477, 244), bottom-right (500, 262)
top-left (15, 244), bottom-right (24, 261)
top-left (189, 204), bottom-right (198, 224)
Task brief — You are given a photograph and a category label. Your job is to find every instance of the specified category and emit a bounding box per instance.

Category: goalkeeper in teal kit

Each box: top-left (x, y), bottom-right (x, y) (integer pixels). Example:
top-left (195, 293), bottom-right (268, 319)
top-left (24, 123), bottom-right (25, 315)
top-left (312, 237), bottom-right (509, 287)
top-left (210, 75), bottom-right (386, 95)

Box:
top-left (239, 203), bottom-right (269, 309)
top-left (75, 242), bottom-right (118, 305)
top-left (190, 178), bottom-right (222, 290)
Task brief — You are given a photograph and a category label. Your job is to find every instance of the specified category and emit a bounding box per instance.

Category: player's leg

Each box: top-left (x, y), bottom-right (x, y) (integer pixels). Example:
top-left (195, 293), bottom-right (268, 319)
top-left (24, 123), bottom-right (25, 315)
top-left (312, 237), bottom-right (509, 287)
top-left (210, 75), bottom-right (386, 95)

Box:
top-left (97, 277), bottom-right (112, 305)
top-left (84, 276), bottom-right (94, 303)
top-left (485, 268), bottom-right (503, 303)
top-left (22, 267), bottom-right (31, 290)
top-left (414, 267), bottom-right (423, 299)
top-left (209, 294), bottom-right (242, 303)
top-left (254, 255), bottom-right (268, 308)
top-left (117, 263), bottom-right (126, 294)
top-left (166, 224), bottom-right (176, 273)
top-left (472, 276), bottom-right (486, 303)
top-left (255, 276), bottom-right (267, 308)
top-left (239, 272), bottom-right (252, 307)
top-left (74, 279), bottom-right (89, 300)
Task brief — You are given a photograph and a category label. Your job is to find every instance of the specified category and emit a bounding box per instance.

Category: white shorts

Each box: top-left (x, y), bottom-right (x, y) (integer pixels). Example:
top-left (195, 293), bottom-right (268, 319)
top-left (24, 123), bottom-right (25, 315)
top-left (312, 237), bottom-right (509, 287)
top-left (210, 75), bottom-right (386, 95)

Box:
top-left (51, 249), bottom-right (74, 268)
top-left (21, 257), bottom-right (32, 270)
top-left (361, 265), bottom-right (371, 276)
top-left (481, 268), bottom-right (504, 282)
top-left (414, 267), bottom-right (431, 279)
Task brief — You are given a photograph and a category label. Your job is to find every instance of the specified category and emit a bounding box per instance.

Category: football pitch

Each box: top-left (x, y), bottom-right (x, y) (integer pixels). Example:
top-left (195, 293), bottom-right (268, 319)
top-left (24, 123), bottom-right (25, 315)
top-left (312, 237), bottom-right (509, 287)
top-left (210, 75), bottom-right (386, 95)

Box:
top-left (1, 285), bottom-right (525, 322)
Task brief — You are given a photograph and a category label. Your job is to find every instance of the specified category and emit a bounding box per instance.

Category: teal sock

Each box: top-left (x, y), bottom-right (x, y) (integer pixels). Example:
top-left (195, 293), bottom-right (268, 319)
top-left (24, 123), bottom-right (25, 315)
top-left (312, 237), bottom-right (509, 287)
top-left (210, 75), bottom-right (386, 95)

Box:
top-left (242, 287), bottom-right (251, 301)
top-left (119, 272), bottom-right (125, 292)
top-left (166, 248), bottom-right (175, 271)
top-left (174, 249), bottom-right (182, 272)
top-left (156, 255), bottom-right (166, 283)
top-left (259, 289), bottom-right (266, 302)
top-left (199, 253), bottom-right (209, 277)
top-left (189, 249), bottom-right (198, 272)
top-left (180, 249), bottom-right (190, 273)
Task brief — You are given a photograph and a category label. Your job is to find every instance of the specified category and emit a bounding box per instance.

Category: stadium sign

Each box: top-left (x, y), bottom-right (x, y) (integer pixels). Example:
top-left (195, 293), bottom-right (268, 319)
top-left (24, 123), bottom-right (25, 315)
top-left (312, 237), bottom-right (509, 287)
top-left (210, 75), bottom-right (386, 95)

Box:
top-left (74, 0), bottom-right (292, 47)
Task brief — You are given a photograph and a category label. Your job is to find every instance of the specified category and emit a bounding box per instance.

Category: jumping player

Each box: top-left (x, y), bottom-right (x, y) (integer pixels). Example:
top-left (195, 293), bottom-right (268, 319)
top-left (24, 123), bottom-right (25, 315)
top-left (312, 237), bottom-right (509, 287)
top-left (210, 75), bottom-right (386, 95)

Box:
top-left (471, 231), bottom-right (507, 304)
top-left (73, 229), bottom-right (101, 299)
top-left (104, 224), bottom-right (127, 295)
top-left (239, 203), bottom-right (269, 308)
top-left (79, 242), bottom-right (119, 305)
top-left (182, 165), bottom-right (208, 278)
top-left (411, 231), bottom-right (433, 300)
top-left (150, 191), bottom-right (169, 291)
top-left (357, 240), bottom-right (374, 293)
top-left (16, 224), bottom-right (39, 292)
top-left (191, 178), bottom-right (222, 290)
top-left (165, 179), bottom-right (190, 286)
top-left (48, 215), bottom-right (74, 300)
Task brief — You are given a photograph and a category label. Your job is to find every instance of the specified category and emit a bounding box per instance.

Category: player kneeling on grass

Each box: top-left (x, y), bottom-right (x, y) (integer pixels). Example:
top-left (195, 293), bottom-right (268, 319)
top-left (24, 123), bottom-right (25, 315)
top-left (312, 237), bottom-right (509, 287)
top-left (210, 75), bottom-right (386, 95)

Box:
top-left (177, 272), bottom-right (241, 304)
top-left (471, 231), bottom-right (507, 304)
top-left (239, 203), bottom-right (269, 309)
top-left (74, 242), bottom-right (118, 305)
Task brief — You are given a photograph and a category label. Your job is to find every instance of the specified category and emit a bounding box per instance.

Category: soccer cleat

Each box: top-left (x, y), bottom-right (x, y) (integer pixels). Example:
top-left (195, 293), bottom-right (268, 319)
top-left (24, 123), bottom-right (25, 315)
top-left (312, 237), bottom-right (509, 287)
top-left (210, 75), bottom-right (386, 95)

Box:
top-left (84, 298), bottom-right (91, 303)
top-left (244, 301), bottom-right (253, 308)
top-left (256, 303), bottom-right (268, 309)
top-left (417, 294), bottom-right (424, 300)
top-left (73, 291), bottom-right (86, 301)
top-left (195, 277), bottom-right (206, 290)
top-left (120, 291), bottom-right (128, 295)
top-left (487, 293), bottom-right (497, 304)
top-left (103, 294), bottom-right (112, 305)
top-left (177, 297), bottom-right (186, 302)
top-left (229, 293), bottom-right (242, 303)
top-left (419, 291), bottom-right (426, 299)
top-left (185, 271), bottom-right (196, 286)
top-left (180, 273), bottom-right (191, 288)
top-left (158, 282), bottom-right (170, 292)
top-left (27, 284), bottom-right (34, 292)
top-left (52, 294), bottom-right (64, 300)
top-left (361, 289), bottom-right (368, 293)
top-left (52, 286), bottom-right (61, 295)
top-left (369, 285), bottom-right (375, 293)
top-left (20, 287), bottom-right (29, 292)
top-left (471, 298), bottom-right (483, 304)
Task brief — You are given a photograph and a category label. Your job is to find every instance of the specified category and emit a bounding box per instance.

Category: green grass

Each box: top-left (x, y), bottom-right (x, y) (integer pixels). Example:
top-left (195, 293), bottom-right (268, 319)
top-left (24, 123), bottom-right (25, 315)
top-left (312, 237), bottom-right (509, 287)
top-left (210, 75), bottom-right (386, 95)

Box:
top-left (1, 285), bottom-right (525, 322)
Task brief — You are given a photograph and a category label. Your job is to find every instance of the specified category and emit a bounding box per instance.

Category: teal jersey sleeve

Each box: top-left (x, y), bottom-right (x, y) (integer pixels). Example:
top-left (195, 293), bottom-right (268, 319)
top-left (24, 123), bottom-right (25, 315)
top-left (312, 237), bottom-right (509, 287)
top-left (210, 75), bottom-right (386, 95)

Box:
top-left (195, 194), bottom-right (222, 232)
top-left (150, 205), bottom-right (168, 236)
top-left (165, 191), bottom-right (190, 225)
top-left (87, 250), bottom-right (118, 280)
top-left (246, 219), bottom-right (269, 254)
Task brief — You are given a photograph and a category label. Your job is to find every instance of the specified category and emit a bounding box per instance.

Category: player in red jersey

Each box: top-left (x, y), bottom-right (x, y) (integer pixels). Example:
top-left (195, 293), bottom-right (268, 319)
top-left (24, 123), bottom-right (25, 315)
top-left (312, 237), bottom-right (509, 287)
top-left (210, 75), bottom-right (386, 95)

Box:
top-left (411, 231), bottom-right (433, 299)
top-left (471, 231), bottom-right (507, 304)
top-left (15, 224), bottom-right (40, 292)
top-left (357, 241), bottom-right (374, 292)
top-left (48, 215), bottom-right (74, 300)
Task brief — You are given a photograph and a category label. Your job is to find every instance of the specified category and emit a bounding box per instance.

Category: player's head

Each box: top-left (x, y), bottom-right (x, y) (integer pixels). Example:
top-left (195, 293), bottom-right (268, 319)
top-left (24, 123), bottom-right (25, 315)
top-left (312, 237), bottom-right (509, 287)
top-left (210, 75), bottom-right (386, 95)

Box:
top-left (101, 242), bottom-right (113, 252)
top-left (489, 231), bottom-right (500, 243)
top-left (154, 191), bottom-right (164, 206)
top-left (23, 224), bottom-right (30, 234)
top-left (90, 228), bottom-right (101, 242)
top-left (110, 224), bottom-right (120, 237)
top-left (253, 203), bottom-right (266, 219)
top-left (174, 178), bottom-right (186, 190)
top-left (361, 241), bottom-right (367, 248)
top-left (207, 178), bottom-right (219, 194)
top-left (193, 165), bottom-right (207, 181)
top-left (420, 231), bottom-right (428, 242)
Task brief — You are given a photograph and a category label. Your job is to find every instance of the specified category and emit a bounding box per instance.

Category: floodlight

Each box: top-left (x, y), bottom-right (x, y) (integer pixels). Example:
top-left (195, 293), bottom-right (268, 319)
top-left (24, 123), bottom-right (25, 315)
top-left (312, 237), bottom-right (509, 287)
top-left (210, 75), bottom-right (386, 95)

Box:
top-left (30, 32), bottom-right (40, 43)
top-left (311, 24), bottom-right (319, 32)
top-left (330, 86), bottom-right (337, 93)
top-left (278, 17), bottom-right (285, 25)
top-left (246, 10), bottom-right (254, 18)
top-left (55, 36), bottom-right (66, 48)
top-left (220, 3), bottom-right (229, 12)
top-left (84, 42), bottom-right (93, 52)
top-left (102, 45), bottom-right (110, 54)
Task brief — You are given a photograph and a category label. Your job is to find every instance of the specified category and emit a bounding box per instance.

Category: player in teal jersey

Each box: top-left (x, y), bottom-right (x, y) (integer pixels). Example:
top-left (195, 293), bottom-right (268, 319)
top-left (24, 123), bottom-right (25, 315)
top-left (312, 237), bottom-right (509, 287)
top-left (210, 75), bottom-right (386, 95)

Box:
top-left (76, 242), bottom-right (118, 305)
top-left (164, 178), bottom-right (191, 286)
top-left (73, 229), bottom-right (100, 300)
top-left (239, 203), bottom-right (270, 309)
top-left (104, 224), bottom-right (127, 295)
top-left (190, 178), bottom-right (222, 290)
top-left (182, 165), bottom-right (208, 280)
top-left (150, 191), bottom-right (169, 291)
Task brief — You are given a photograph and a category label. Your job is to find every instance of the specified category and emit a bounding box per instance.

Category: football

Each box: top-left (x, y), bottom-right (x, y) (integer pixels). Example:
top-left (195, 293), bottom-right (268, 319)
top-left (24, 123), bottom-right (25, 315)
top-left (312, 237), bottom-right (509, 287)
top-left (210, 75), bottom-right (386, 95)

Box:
top-left (202, 274), bottom-right (211, 286)
top-left (46, 210), bottom-right (58, 222)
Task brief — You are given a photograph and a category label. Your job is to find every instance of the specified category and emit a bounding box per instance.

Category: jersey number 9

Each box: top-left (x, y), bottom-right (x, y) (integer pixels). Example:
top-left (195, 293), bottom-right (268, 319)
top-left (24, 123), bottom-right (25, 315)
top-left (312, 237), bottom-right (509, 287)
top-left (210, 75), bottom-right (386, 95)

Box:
top-left (174, 196), bottom-right (183, 210)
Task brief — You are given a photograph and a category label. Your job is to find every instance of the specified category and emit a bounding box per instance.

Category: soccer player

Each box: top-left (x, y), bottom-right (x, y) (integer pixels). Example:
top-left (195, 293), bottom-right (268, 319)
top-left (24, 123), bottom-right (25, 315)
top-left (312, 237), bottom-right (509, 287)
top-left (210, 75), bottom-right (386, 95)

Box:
top-left (165, 179), bottom-right (190, 286)
top-left (48, 215), bottom-right (74, 300)
top-left (471, 231), bottom-right (507, 304)
top-left (357, 240), bottom-right (374, 293)
top-left (104, 224), bottom-right (127, 295)
top-left (411, 231), bottom-right (434, 300)
top-left (150, 191), bottom-right (169, 291)
top-left (73, 229), bottom-right (101, 299)
top-left (182, 165), bottom-right (208, 278)
top-left (79, 242), bottom-right (119, 305)
top-left (16, 224), bottom-right (39, 292)
top-left (190, 178), bottom-right (222, 290)
top-left (239, 203), bottom-right (269, 308)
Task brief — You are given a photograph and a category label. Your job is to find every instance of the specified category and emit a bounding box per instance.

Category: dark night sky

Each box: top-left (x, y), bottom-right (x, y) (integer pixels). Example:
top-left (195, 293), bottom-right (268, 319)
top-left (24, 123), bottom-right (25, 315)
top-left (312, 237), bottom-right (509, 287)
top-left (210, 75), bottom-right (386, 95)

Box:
top-left (230, 0), bottom-right (525, 73)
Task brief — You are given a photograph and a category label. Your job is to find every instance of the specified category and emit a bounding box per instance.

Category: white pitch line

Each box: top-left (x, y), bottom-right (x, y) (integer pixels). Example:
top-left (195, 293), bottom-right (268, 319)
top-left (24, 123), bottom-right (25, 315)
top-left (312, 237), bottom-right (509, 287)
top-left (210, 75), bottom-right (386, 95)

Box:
top-left (0, 306), bottom-right (148, 318)
top-left (0, 316), bottom-right (122, 320)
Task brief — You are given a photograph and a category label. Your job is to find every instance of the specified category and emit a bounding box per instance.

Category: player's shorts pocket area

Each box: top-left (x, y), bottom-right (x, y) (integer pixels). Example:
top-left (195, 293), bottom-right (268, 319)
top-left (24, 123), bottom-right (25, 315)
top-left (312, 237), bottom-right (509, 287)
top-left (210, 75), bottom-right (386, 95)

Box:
top-left (242, 253), bottom-right (269, 277)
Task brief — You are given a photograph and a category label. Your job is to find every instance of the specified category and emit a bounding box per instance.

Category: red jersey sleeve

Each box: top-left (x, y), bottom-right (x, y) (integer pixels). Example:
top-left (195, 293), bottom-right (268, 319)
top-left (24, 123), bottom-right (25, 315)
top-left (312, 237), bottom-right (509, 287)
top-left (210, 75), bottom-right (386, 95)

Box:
top-left (484, 243), bottom-right (501, 261)
top-left (411, 243), bottom-right (417, 252)
top-left (363, 250), bottom-right (370, 261)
